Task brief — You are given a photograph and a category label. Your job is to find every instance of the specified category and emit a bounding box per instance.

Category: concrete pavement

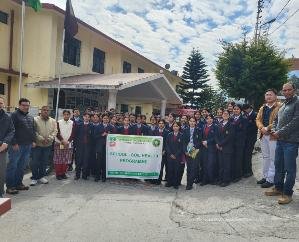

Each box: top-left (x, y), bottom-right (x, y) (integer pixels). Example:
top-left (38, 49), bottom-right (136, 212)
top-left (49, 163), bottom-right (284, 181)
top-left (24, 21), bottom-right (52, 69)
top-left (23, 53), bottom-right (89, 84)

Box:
top-left (0, 151), bottom-right (298, 242)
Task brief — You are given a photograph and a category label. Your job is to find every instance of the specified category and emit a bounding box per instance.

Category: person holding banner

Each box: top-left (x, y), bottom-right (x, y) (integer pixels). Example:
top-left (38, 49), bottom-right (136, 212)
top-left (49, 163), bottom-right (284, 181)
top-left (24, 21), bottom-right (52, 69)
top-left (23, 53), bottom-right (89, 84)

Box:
top-left (183, 117), bottom-right (201, 190)
top-left (118, 117), bottom-right (133, 135)
top-left (131, 115), bottom-right (149, 136)
top-left (153, 119), bottom-right (169, 185)
top-left (74, 113), bottom-right (92, 180)
top-left (166, 122), bottom-right (183, 189)
top-left (93, 113), bottom-right (112, 182)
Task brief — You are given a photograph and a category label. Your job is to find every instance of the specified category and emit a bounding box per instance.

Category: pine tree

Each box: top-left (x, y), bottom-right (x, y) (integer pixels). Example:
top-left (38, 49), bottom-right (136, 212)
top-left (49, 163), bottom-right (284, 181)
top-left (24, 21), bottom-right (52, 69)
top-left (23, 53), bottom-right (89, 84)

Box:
top-left (178, 48), bottom-right (209, 107)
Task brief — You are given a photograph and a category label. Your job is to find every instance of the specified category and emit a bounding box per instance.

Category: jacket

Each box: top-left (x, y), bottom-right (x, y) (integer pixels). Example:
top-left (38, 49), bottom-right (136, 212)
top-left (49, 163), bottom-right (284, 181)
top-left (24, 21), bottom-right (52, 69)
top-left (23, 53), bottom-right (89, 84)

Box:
top-left (230, 115), bottom-right (248, 146)
top-left (11, 109), bottom-right (35, 145)
top-left (273, 95), bottom-right (299, 143)
top-left (166, 132), bottom-right (183, 161)
top-left (244, 111), bottom-right (258, 140)
top-left (0, 109), bottom-right (15, 151)
top-left (182, 127), bottom-right (202, 153)
top-left (256, 101), bottom-right (281, 138)
top-left (215, 121), bottom-right (235, 154)
top-left (34, 116), bottom-right (57, 147)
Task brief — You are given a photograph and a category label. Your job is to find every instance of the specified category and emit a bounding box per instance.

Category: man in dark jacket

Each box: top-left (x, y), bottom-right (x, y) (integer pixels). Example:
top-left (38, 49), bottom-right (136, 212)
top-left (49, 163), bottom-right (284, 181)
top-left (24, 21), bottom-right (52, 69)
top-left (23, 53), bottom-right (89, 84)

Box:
top-left (265, 82), bottom-right (299, 205)
top-left (6, 98), bottom-right (36, 194)
top-left (0, 97), bottom-right (15, 197)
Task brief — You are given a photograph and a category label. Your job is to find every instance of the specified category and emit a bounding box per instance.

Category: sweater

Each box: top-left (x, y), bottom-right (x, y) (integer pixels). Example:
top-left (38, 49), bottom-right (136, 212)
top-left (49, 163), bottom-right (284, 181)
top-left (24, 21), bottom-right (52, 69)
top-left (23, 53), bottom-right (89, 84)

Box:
top-left (34, 116), bottom-right (57, 147)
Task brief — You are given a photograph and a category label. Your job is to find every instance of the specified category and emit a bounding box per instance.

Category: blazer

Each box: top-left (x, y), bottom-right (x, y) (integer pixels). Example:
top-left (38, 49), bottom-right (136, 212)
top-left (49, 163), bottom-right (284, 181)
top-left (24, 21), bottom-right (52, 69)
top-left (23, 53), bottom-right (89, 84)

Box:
top-left (166, 132), bottom-right (184, 160)
top-left (201, 124), bottom-right (218, 151)
top-left (230, 115), bottom-right (248, 146)
top-left (118, 126), bottom-right (134, 135)
top-left (130, 124), bottom-right (149, 136)
top-left (244, 111), bottom-right (258, 139)
top-left (182, 127), bottom-right (202, 153)
top-left (215, 121), bottom-right (235, 154)
top-left (93, 123), bottom-right (113, 152)
top-left (74, 122), bottom-right (93, 145)
top-left (153, 128), bottom-right (169, 152)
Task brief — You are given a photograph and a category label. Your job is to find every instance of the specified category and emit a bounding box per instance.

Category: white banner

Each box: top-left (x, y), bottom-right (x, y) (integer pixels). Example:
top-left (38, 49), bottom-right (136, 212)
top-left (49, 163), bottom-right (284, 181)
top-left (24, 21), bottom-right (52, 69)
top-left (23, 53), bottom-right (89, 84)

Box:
top-left (106, 134), bottom-right (163, 179)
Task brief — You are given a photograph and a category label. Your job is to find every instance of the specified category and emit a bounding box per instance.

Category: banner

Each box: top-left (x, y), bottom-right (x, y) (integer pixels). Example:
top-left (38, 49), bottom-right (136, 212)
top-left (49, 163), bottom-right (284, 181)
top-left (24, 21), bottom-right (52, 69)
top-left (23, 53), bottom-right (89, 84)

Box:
top-left (106, 134), bottom-right (163, 179)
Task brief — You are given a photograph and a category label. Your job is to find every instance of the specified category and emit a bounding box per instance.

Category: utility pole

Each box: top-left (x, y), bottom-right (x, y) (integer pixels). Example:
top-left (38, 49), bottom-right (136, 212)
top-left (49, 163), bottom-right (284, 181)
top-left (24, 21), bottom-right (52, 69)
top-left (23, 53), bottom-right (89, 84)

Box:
top-left (254, 0), bottom-right (264, 43)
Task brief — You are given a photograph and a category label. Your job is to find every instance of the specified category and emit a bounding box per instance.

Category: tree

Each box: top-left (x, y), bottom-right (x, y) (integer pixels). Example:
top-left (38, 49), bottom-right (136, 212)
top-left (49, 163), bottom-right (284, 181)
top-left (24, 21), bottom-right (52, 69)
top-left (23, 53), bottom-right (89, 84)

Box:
top-left (178, 48), bottom-right (209, 107)
top-left (196, 87), bottom-right (227, 111)
top-left (215, 38), bottom-right (290, 108)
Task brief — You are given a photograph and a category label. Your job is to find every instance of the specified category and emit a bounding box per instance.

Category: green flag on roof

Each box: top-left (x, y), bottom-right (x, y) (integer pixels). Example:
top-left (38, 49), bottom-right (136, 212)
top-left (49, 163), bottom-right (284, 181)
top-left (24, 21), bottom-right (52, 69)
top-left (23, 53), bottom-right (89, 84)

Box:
top-left (27, 0), bottom-right (42, 12)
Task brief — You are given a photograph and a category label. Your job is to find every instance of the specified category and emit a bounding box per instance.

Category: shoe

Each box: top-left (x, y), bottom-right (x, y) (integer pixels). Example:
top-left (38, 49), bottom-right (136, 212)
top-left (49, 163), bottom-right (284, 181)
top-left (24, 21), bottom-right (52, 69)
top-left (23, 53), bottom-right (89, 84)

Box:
top-left (265, 187), bottom-right (282, 196)
top-left (232, 178), bottom-right (241, 183)
top-left (68, 165), bottom-right (73, 172)
top-left (257, 178), bottom-right (266, 184)
top-left (261, 181), bottom-right (273, 188)
top-left (200, 182), bottom-right (208, 186)
top-left (30, 179), bottom-right (38, 186)
top-left (278, 195), bottom-right (292, 205)
top-left (56, 175), bottom-right (63, 180)
top-left (220, 182), bottom-right (229, 187)
top-left (16, 184), bottom-right (29, 190)
top-left (194, 178), bottom-right (200, 184)
top-left (6, 188), bottom-right (19, 195)
top-left (74, 176), bottom-right (80, 180)
top-left (243, 172), bottom-right (253, 178)
top-left (186, 185), bottom-right (193, 190)
top-left (82, 175), bottom-right (88, 180)
top-left (39, 177), bottom-right (49, 184)
top-left (61, 174), bottom-right (68, 180)
top-left (165, 183), bottom-right (172, 187)
top-left (155, 181), bottom-right (161, 185)
top-left (173, 186), bottom-right (178, 189)
top-left (210, 181), bottom-right (217, 185)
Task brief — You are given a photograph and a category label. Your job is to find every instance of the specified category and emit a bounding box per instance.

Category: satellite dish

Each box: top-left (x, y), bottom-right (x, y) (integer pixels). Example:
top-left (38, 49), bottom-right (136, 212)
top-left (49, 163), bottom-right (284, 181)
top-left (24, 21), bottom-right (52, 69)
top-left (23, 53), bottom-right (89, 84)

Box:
top-left (165, 64), bottom-right (170, 70)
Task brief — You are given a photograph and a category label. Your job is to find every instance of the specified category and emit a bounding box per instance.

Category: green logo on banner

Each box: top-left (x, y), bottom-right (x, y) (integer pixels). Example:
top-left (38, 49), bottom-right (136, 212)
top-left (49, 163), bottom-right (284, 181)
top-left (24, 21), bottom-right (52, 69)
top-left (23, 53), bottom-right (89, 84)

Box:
top-left (109, 136), bottom-right (116, 142)
top-left (152, 139), bottom-right (160, 147)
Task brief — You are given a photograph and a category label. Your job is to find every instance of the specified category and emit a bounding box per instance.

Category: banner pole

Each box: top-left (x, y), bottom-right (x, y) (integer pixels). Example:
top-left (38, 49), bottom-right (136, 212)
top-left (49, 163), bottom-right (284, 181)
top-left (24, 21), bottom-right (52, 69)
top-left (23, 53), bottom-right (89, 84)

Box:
top-left (18, 0), bottom-right (25, 100)
top-left (55, 29), bottom-right (65, 120)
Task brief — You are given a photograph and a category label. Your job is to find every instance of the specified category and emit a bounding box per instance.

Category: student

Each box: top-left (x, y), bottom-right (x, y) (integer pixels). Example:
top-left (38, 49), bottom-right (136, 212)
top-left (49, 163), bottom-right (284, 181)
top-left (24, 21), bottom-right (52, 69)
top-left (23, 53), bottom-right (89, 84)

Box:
top-left (118, 117), bottom-right (133, 135)
top-left (242, 104), bottom-right (258, 178)
top-left (227, 102), bottom-right (235, 117)
top-left (201, 114), bottom-right (218, 186)
top-left (216, 109), bottom-right (235, 187)
top-left (131, 115), bottom-right (149, 136)
top-left (153, 119), bottom-right (169, 185)
top-left (148, 115), bottom-right (158, 135)
top-left (165, 122), bottom-right (183, 189)
top-left (129, 114), bottom-right (136, 126)
top-left (180, 115), bottom-right (189, 130)
top-left (165, 113), bottom-right (175, 132)
top-left (141, 115), bottom-right (148, 126)
top-left (93, 113), bottom-right (111, 182)
top-left (230, 104), bottom-right (248, 182)
top-left (109, 115), bottom-right (119, 134)
top-left (183, 117), bottom-right (202, 190)
top-left (215, 108), bottom-right (224, 125)
top-left (54, 110), bottom-right (75, 180)
top-left (90, 113), bottom-right (101, 178)
top-left (74, 113), bottom-right (93, 180)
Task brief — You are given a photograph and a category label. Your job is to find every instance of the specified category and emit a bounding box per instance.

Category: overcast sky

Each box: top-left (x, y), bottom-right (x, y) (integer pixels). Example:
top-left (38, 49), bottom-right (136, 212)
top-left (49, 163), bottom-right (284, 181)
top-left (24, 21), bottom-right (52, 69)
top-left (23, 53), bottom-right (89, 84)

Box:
top-left (42, 0), bottom-right (299, 85)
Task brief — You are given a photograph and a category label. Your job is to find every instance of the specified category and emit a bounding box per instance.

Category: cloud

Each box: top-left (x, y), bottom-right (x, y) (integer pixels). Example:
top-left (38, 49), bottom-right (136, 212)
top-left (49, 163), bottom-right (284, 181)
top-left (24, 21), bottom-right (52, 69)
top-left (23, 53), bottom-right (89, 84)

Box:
top-left (41, 0), bottom-right (299, 86)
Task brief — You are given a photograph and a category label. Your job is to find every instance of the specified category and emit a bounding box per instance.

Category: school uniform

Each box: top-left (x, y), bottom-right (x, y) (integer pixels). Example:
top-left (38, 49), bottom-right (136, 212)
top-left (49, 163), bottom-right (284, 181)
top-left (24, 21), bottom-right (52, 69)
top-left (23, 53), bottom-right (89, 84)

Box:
top-left (215, 121), bottom-right (235, 184)
top-left (74, 122), bottom-right (93, 179)
top-left (118, 125), bottom-right (133, 135)
top-left (181, 123), bottom-right (189, 131)
top-left (243, 110), bottom-right (258, 177)
top-left (93, 123), bottom-right (112, 181)
top-left (230, 115), bottom-right (248, 181)
top-left (153, 128), bottom-right (169, 183)
top-left (109, 124), bottom-right (118, 134)
top-left (131, 123), bottom-right (149, 136)
top-left (166, 132), bottom-right (184, 188)
top-left (148, 124), bottom-right (158, 136)
top-left (165, 122), bottom-right (174, 132)
top-left (201, 123), bottom-right (218, 184)
top-left (183, 127), bottom-right (202, 189)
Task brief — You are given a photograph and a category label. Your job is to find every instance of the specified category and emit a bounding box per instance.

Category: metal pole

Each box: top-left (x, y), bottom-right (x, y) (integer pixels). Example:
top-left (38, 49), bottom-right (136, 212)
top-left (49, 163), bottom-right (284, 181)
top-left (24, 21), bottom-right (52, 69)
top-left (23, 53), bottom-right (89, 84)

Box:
top-left (55, 29), bottom-right (65, 120)
top-left (18, 0), bottom-right (25, 100)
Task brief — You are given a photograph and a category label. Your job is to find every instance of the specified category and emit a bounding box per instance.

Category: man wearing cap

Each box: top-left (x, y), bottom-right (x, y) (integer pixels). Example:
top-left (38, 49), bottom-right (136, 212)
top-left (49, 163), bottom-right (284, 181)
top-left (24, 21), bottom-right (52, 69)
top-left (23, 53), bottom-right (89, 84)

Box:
top-left (265, 83), bottom-right (299, 204)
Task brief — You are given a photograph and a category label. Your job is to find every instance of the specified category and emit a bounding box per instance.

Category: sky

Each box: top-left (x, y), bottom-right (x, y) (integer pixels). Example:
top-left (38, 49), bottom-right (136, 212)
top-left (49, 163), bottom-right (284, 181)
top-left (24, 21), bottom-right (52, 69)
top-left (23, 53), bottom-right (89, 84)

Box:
top-left (41, 0), bottom-right (299, 85)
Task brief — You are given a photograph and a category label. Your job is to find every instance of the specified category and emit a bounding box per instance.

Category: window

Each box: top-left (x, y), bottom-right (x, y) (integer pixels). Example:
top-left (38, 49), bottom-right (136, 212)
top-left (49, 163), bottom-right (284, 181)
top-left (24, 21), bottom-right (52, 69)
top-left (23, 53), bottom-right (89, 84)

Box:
top-left (0, 11), bottom-right (8, 24)
top-left (123, 61), bottom-right (131, 73)
top-left (0, 83), bottom-right (4, 95)
top-left (120, 104), bottom-right (128, 113)
top-left (63, 37), bottom-right (81, 67)
top-left (135, 106), bottom-right (141, 115)
top-left (138, 68), bottom-right (144, 73)
top-left (92, 48), bottom-right (105, 74)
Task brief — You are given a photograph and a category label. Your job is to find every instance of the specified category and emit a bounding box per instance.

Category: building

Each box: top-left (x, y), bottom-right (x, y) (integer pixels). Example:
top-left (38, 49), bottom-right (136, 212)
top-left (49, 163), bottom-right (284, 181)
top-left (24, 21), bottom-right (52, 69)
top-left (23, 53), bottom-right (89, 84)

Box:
top-left (0, 0), bottom-right (182, 117)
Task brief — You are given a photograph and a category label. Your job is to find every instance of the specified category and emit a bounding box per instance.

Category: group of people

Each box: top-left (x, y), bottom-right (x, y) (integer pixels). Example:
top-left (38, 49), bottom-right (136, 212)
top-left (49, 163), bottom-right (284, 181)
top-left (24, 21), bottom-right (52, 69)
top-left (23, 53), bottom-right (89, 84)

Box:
top-left (0, 82), bottom-right (298, 205)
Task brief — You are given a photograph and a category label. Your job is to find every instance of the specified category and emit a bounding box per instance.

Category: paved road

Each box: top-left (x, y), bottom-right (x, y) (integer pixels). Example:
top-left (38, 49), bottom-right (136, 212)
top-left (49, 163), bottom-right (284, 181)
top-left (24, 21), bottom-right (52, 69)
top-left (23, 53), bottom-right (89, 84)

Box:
top-left (0, 151), bottom-right (298, 242)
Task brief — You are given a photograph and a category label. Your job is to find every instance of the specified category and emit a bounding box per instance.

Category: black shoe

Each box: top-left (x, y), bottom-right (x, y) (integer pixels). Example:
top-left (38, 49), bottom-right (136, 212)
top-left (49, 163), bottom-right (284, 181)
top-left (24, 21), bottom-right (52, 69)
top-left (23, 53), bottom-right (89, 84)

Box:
top-left (220, 182), bottom-right (229, 187)
top-left (257, 178), bottom-right (266, 184)
top-left (210, 181), bottom-right (217, 185)
top-left (200, 182), bottom-right (208, 186)
top-left (74, 175), bottom-right (80, 180)
top-left (261, 181), bottom-right (274, 188)
top-left (173, 186), bottom-right (178, 189)
top-left (194, 179), bottom-right (200, 184)
top-left (186, 185), bottom-right (193, 190)
top-left (165, 183), bottom-right (172, 187)
top-left (243, 172), bottom-right (253, 178)
top-left (67, 166), bottom-right (73, 172)
top-left (16, 184), bottom-right (29, 191)
top-left (82, 175), bottom-right (88, 180)
top-left (56, 175), bottom-right (62, 180)
top-left (156, 181), bottom-right (161, 185)
top-left (61, 174), bottom-right (68, 179)
top-left (6, 188), bottom-right (19, 195)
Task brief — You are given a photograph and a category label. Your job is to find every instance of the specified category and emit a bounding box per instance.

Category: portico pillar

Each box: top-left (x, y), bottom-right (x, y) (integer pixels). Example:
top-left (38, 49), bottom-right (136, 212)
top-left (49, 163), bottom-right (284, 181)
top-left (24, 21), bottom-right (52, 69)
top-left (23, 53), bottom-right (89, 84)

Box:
top-left (160, 100), bottom-right (167, 118)
top-left (108, 89), bottom-right (118, 111)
